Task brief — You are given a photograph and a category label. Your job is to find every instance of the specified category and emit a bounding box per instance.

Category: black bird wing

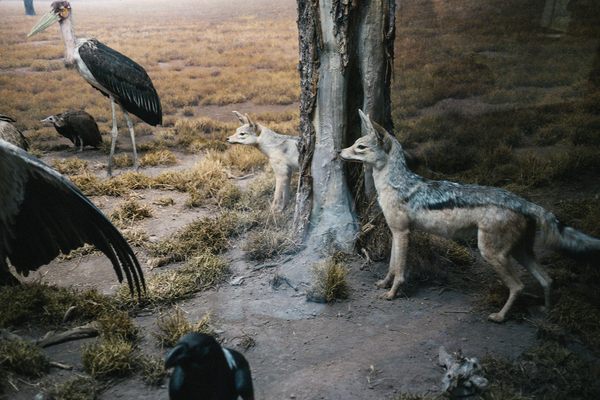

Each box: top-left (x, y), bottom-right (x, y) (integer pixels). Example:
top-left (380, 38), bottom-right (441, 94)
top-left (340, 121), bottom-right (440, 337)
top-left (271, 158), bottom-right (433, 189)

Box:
top-left (62, 110), bottom-right (102, 147)
top-left (0, 114), bottom-right (16, 123)
top-left (78, 39), bottom-right (162, 126)
top-left (0, 140), bottom-right (145, 296)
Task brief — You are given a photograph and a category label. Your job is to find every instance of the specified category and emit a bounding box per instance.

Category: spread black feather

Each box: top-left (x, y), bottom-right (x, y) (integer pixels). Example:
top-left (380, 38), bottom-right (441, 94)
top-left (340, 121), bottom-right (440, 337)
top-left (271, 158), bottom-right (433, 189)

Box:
top-left (0, 140), bottom-right (145, 296)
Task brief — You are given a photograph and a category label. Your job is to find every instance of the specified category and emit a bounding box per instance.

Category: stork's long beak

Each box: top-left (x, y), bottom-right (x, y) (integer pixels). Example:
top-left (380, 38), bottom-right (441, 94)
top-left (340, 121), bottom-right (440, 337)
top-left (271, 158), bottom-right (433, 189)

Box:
top-left (28, 11), bottom-right (60, 38)
top-left (40, 117), bottom-right (52, 124)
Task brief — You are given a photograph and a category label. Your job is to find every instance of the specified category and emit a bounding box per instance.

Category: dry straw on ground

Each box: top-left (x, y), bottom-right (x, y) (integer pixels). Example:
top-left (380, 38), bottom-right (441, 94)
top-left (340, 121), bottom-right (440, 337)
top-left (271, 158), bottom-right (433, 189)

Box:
top-left (154, 308), bottom-right (214, 348)
top-left (307, 255), bottom-right (349, 303)
top-left (0, 339), bottom-right (49, 378)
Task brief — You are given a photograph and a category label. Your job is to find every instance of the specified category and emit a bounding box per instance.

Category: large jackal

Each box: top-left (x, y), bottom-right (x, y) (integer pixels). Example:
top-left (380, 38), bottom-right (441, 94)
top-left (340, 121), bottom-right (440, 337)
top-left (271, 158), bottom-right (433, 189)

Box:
top-left (340, 110), bottom-right (600, 322)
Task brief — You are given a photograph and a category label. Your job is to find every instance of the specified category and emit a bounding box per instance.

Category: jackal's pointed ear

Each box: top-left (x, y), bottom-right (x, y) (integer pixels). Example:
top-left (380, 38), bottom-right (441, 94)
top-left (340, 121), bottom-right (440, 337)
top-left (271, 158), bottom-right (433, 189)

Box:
top-left (358, 109), bottom-right (375, 135)
top-left (245, 113), bottom-right (257, 130)
top-left (232, 111), bottom-right (247, 125)
top-left (372, 121), bottom-right (393, 152)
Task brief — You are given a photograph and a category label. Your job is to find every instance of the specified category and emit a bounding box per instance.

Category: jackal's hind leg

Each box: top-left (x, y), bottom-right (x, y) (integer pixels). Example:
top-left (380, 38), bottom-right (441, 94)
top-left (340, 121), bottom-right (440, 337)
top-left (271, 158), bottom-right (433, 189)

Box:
top-left (380, 229), bottom-right (409, 300)
top-left (479, 230), bottom-right (524, 322)
top-left (513, 250), bottom-right (553, 311)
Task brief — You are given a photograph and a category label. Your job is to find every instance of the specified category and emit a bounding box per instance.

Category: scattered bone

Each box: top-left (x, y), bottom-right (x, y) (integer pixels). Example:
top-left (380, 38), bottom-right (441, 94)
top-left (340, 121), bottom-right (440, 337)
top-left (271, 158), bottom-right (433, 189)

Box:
top-left (49, 361), bottom-right (73, 370)
top-left (438, 346), bottom-right (488, 397)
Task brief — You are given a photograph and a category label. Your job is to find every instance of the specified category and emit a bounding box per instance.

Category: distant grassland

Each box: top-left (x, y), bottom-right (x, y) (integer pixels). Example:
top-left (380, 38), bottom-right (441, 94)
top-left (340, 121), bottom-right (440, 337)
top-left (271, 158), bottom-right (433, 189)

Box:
top-left (1, 0), bottom-right (598, 192)
top-left (0, 0), bottom-right (299, 139)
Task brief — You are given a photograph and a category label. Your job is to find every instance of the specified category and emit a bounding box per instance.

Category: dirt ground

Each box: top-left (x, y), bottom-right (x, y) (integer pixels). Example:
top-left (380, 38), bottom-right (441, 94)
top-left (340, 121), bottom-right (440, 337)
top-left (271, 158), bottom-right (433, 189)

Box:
top-left (2, 0), bottom-right (599, 399)
top-left (7, 144), bottom-right (538, 400)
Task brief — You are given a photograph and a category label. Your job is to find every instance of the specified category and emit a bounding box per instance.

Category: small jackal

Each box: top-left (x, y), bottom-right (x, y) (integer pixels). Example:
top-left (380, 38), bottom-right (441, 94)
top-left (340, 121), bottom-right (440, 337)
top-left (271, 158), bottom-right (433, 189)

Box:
top-left (340, 109), bottom-right (600, 322)
top-left (227, 111), bottom-right (299, 212)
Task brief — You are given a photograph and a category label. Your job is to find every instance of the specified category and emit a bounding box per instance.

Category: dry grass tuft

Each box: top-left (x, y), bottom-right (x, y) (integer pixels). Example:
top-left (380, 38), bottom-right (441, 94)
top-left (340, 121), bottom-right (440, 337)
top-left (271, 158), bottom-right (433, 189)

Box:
top-left (154, 308), bottom-right (214, 348)
top-left (70, 172), bottom-right (129, 197)
top-left (149, 212), bottom-right (255, 264)
top-left (217, 145), bottom-right (267, 172)
top-left (140, 149), bottom-right (178, 167)
top-left (184, 155), bottom-right (241, 207)
top-left (51, 158), bottom-right (89, 175)
top-left (110, 198), bottom-right (153, 225)
top-left (0, 339), bottom-right (49, 378)
top-left (121, 227), bottom-right (151, 248)
top-left (138, 355), bottom-right (167, 386)
top-left (0, 283), bottom-right (117, 328)
top-left (113, 154), bottom-right (134, 168)
top-left (307, 255), bottom-right (349, 303)
top-left (97, 311), bottom-right (139, 343)
top-left (45, 376), bottom-right (98, 400)
top-left (118, 252), bottom-right (228, 306)
top-left (82, 338), bottom-right (137, 379)
top-left (243, 227), bottom-right (298, 261)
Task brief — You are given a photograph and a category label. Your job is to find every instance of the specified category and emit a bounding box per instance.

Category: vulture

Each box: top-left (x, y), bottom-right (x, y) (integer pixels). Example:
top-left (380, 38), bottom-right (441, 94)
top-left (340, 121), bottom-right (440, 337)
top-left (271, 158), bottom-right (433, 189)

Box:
top-left (165, 333), bottom-right (255, 400)
top-left (0, 139), bottom-right (145, 296)
top-left (0, 114), bottom-right (29, 151)
top-left (42, 110), bottom-right (102, 151)
top-left (28, 1), bottom-right (162, 176)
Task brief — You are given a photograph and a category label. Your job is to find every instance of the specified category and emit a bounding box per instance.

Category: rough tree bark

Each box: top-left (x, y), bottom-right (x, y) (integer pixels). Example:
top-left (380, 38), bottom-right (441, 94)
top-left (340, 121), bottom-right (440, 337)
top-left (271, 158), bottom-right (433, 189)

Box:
top-left (24, 0), bottom-right (36, 16)
top-left (293, 0), bottom-right (395, 251)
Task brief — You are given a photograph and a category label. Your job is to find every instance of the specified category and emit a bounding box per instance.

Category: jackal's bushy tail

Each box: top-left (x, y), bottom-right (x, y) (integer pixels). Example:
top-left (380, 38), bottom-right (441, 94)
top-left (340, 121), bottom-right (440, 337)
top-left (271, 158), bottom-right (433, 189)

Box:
top-left (531, 204), bottom-right (600, 261)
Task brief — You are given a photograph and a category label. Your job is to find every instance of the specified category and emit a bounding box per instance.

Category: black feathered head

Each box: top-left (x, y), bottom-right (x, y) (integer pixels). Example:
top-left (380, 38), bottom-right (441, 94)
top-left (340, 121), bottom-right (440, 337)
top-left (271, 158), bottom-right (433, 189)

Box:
top-left (51, 1), bottom-right (71, 20)
top-left (165, 333), bottom-right (222, 369)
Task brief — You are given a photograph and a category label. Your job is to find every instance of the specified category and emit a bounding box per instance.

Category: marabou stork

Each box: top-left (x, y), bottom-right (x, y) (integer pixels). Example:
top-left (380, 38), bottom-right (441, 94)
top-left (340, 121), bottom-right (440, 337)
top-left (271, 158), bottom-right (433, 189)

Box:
top-left (0, 139), bottom-right (145, 296)
top-left (0, 115), bottom-right (29, 151)
top-left (28, 1), bottom-right (162, 176)
top-left (42, 110), bottom-right (102, 151)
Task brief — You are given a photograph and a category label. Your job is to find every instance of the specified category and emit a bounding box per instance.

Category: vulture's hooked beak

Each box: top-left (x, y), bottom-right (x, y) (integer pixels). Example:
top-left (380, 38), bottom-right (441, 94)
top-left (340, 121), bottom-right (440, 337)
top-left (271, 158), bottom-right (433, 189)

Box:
top-left (28, 11), bottom-right (60, 38)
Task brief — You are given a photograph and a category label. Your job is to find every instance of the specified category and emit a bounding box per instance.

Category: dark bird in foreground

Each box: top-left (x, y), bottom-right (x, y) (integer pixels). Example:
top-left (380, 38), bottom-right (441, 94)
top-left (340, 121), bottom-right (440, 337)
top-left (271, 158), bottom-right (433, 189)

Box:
top-left (0, 114), bottom-right (29, 150)
top-left (0, 139), bottom-right (145, 296)
top-left (42, 110), bottom-right (102, 151)
top-left (165, 333), bottom-right (254, 400)
top-left (28, 1), bottom-right (162, 176)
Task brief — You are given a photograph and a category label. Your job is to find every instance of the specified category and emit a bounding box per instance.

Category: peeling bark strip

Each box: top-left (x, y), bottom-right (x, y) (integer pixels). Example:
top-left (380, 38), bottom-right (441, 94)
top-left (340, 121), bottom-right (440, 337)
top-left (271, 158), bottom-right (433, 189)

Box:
top-left (331, 0), bottom-right (356, 68)
top-left (293, 0), bottom-right (320, 240)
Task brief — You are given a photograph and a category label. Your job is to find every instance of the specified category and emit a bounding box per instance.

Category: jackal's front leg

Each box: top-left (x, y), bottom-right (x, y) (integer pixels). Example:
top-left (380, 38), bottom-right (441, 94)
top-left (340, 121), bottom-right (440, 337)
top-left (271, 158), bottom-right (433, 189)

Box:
top-left (379, 228), bottom-right (409, 300)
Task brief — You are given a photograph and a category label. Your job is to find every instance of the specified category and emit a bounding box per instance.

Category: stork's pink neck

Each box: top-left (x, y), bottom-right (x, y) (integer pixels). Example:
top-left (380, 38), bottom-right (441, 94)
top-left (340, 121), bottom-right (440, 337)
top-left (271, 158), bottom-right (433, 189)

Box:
top-left (59, 17), bottom-right (77, 66)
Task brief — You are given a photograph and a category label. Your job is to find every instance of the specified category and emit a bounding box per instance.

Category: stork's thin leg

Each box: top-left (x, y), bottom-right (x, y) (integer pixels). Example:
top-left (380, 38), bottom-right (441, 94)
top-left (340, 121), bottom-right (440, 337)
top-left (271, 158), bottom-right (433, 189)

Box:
top-left (121, 108), bottom-right (138, 171)
top-left (79, 137), bottom-right (83, 152)
top-left (107, 97), bottom-right (119, 177)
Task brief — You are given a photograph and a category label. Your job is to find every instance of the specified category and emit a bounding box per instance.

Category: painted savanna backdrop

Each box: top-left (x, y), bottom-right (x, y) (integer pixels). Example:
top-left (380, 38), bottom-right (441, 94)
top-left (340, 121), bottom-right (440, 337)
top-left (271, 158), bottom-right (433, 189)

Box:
top-left (1, 0), bottom-right (599, 399)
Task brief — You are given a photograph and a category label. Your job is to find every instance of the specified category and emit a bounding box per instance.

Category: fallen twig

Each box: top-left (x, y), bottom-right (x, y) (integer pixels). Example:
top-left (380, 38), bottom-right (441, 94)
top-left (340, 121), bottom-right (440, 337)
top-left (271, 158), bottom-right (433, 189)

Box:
top-left (36, 322), bottom-right (99, 348)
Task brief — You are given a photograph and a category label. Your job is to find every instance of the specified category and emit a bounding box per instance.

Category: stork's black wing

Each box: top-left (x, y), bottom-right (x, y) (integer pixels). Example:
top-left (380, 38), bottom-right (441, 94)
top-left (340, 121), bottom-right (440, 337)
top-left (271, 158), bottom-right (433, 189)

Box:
top-left (0, 140), bottom-right (145, 296)
top-left (78, 39), bottom-right (162, 126)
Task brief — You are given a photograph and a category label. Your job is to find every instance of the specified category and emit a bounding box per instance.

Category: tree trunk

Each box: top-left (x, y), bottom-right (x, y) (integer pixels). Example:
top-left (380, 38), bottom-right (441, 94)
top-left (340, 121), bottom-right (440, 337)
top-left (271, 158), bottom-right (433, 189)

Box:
top-left (294, 0), bottom-right (395, 252)
top-left (24, 0), bottom-right (36, 16)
